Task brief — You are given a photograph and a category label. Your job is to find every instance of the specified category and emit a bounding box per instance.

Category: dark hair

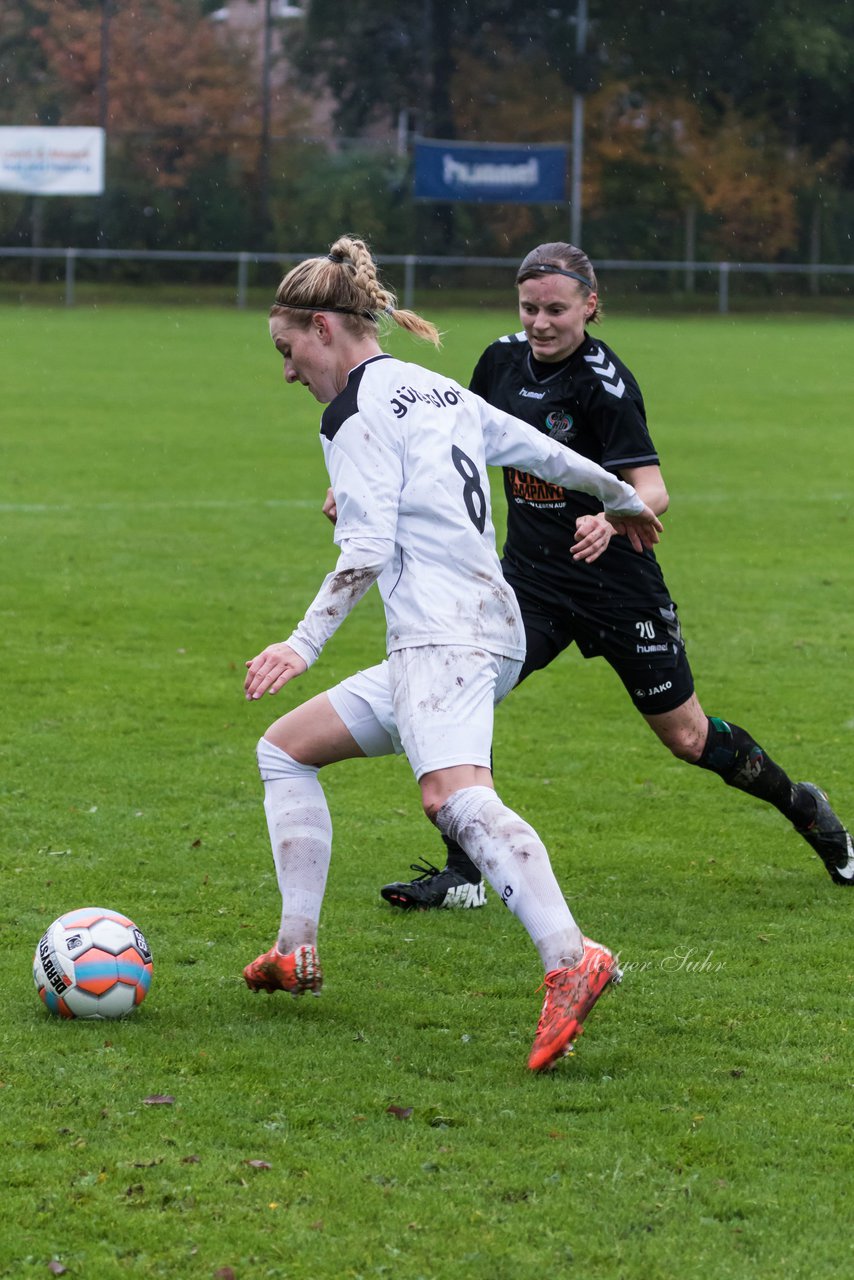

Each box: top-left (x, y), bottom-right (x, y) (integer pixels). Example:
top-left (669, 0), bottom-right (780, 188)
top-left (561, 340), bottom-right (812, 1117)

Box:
top-left (515, 243), bottom-right (602, 323)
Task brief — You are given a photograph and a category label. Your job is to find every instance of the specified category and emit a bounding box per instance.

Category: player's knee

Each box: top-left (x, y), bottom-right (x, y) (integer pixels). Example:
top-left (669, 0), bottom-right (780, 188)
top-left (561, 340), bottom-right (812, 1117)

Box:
top-left (420, 770), bottom-right (470, 825)
top-left (651, 705), bottom-right (708, 762)
top-left (420, 785), bottom-right (445, 826)
top-left (256, 736), bottom-right (319, 782)
top-left (666, 729), bottom-right (705, 763)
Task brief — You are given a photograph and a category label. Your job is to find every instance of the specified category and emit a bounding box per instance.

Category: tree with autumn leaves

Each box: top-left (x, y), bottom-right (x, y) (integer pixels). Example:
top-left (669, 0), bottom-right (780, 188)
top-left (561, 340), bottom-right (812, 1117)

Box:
top-left (585, 89), bottom-right (801, 261)
top-left (1, 0), bottom-right (852, 261)
top-left (294, 0), bottom-right (854, 263)
top-left (0, 0), bottom-right (312, 248)
top-left (30, 0), bottom-right (260, 189)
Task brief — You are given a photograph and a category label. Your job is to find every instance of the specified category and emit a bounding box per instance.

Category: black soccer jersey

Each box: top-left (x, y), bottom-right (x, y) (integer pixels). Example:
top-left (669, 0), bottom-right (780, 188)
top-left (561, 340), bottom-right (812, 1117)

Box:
top-left (470, 329), bottom-right (670, 611)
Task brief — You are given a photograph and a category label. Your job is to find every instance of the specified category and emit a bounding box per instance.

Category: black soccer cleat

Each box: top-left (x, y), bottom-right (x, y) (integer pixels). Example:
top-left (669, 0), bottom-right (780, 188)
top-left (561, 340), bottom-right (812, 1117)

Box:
top-left (795, 783), bottom-right (854, 885)
top-left (380, 860), bottom-right (487, 910)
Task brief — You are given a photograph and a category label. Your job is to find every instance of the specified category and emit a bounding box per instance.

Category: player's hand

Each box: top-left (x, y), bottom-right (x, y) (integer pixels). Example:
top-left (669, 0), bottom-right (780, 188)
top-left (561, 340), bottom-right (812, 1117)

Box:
top-left (322, 487), bottom-right (337, 524)
top-left (572, 513), bottom-right (615, 562)
top-left (604, 504), bottom-right (663, 553)
top-left (244, 642), bottom-right (308, 700)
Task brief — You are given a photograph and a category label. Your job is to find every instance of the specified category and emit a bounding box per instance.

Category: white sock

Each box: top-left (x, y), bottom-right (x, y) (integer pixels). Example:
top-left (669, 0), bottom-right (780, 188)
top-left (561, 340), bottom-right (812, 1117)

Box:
top-left (256, 737), bottom-right (332, 952)
top-left (436, 786), bottom-right (583, 972)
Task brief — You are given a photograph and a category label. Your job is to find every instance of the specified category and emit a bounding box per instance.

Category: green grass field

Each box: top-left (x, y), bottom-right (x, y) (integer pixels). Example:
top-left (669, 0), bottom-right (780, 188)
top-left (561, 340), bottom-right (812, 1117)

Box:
top-left (2, 304), bottom-right (853, 1280)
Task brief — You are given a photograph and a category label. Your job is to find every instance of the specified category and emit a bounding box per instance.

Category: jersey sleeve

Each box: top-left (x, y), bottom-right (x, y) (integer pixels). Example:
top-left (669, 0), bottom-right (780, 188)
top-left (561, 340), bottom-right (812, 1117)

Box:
top-left (283, 404), bottom-right (403, 668)
top-left (581, 351), bottom-right (659, 472)
top-left (473, 393), bottom-right (645, 516)
top-left (469, 346), bottom-right (493, 397)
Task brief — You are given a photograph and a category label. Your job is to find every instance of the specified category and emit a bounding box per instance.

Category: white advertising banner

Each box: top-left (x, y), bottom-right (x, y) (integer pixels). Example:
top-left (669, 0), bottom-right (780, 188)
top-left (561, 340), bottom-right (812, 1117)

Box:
top-left (0, 127), bottom-right (105, 195)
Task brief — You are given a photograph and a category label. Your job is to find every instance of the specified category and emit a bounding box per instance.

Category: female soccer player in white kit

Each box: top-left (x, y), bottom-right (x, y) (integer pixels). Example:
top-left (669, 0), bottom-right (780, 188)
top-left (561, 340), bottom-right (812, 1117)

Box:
top-left (242, 235), bottom-right (663, 1071)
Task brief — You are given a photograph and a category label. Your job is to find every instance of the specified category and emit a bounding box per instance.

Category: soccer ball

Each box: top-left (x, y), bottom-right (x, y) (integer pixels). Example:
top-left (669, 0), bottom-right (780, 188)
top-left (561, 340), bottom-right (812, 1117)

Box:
top-left (33, 907), bottom-right (153, 1020)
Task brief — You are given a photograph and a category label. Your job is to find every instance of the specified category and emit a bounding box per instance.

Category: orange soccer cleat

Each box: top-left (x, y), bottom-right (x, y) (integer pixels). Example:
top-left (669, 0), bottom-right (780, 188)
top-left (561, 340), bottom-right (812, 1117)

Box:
top-left (242, 943), bottom-right (323, 997)
top-left (528, 937), bottom-right (622, 1072)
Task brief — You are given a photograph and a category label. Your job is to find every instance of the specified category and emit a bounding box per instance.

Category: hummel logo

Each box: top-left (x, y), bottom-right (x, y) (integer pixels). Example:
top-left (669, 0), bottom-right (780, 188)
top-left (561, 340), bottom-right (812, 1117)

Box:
top-left (584, 346), bottom-right (625, 398)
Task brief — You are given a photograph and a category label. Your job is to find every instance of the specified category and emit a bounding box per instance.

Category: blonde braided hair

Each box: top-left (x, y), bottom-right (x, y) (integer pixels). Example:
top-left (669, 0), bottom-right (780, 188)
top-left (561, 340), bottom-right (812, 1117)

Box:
top-left (271, 235), bottom-right (441, 348)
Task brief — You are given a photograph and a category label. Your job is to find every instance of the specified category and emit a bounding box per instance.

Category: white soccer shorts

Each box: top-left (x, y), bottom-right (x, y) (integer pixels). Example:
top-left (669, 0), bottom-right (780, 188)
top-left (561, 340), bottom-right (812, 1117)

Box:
top-left (326, 647), bottom-right (521, 780)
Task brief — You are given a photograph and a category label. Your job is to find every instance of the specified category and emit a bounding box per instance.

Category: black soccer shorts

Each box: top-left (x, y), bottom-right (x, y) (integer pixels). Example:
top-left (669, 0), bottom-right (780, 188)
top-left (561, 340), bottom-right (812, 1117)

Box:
top-left (515, 592), bottom-right (695, 717)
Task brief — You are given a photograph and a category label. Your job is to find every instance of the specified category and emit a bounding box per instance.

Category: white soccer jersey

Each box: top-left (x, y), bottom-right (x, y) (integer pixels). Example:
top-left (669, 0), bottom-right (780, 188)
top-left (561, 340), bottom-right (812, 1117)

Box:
top-left (284, 353), bottom-right (644, 669)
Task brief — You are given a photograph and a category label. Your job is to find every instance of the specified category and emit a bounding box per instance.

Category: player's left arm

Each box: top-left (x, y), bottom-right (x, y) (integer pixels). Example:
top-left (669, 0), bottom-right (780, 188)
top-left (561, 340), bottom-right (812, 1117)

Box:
top-left (620, 464), bottom-right (669, 514)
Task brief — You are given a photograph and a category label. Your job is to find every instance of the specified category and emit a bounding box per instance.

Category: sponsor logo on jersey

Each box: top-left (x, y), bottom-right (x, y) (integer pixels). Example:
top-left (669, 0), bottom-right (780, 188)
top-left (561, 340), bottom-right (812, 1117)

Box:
top-left (584, 346), bottom-right (625, 398)
top-left (390, 383), bottom-right (462, 419)
top-left (635, 642), bottom-right (669, 654)
top-left (519, 387), bottom-right (545, 399)
top-left (507, 467), bottom-right (566, 507)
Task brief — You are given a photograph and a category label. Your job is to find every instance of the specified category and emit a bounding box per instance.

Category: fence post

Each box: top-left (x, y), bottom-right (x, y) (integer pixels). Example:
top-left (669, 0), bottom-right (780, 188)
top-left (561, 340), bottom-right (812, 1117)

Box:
top-left (403, 254), bottom-right (416, 312)
top-left (684, 206), bottom-right (696, 293)
top-left (718, 261), bottom-right (730, 315)
top-left (237, 252), bottom-right (249, 309)
top-left (65, 248), bottom-right (77, 308)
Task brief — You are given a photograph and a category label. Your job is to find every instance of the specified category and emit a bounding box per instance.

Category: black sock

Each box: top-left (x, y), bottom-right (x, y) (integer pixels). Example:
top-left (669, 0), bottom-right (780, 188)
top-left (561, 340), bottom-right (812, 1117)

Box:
top-left (442, 833), bottom-right (481, 883)
top-left (695, 716), bottom-right (815, 827)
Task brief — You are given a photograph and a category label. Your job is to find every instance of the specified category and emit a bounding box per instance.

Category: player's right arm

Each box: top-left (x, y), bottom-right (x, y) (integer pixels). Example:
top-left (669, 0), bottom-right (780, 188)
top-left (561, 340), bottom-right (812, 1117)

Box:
top-left (322, 487), bottom-right (337, 523)
top-left (245, 420), bottom-right (402, 695)
top-left (282, 430), bottom-right (401, 669)
top-left (244, 642), bottom-right (308, 700)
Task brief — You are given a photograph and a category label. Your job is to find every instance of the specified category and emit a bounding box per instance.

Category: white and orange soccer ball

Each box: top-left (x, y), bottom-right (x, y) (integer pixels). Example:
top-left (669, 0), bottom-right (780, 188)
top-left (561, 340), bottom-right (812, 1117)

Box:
top-left (33, 907), bottom-right (153, 1019)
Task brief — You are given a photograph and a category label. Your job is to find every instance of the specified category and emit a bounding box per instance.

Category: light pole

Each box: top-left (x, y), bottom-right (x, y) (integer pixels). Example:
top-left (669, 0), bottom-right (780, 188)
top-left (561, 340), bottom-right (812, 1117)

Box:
top-left (570, 0), bottom-right (587, 247)
top-left (97, 0), bottom-right (111, 244)
top-left (258, 0), bottom-right (273, 248)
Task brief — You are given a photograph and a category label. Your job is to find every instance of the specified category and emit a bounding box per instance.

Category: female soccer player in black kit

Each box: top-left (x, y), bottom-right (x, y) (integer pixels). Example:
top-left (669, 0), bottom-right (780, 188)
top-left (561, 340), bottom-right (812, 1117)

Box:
top-left (379, 241), bottom-right (854, 909)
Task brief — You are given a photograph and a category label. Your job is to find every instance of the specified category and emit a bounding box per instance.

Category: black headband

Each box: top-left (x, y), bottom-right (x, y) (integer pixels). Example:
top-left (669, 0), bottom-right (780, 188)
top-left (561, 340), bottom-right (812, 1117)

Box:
top-left (519, 263), bottom-right (594, 289)
top-left (271, 252), bottom-right (380, 318)
top-left (270, 300), bottom-right (378, 320)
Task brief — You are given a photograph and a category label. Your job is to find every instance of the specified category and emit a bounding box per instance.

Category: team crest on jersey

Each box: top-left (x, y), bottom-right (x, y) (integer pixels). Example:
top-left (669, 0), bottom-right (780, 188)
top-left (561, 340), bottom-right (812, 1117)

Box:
top-left (546, 411), bottom-right (574, 444)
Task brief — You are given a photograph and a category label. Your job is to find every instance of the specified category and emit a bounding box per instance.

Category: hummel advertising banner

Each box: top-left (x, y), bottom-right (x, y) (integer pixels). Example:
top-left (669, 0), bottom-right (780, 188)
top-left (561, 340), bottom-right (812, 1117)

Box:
top-left (414, 139), bottom-right (567, 204)
top-left (0, 127), bottom-right (105, 195)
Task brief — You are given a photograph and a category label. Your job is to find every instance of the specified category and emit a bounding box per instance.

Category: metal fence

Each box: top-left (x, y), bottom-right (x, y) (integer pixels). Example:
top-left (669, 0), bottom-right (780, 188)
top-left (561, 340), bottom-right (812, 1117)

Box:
top-left (1, 246), bottom-right (853, 313)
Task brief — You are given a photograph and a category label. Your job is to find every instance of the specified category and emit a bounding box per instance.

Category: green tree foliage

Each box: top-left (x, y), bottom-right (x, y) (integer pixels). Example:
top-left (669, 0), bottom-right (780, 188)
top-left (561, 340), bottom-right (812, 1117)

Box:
top-left (0, 0), bottom-right (304, 250)
top-left (31, 0), bottom-right (261, 183)
top-left (293, 0), bottom-right (583, 136)
top-left (2, 0), bottom-right (851, 260)
top-left (0, 0), bottom-right (58, 124)
top-left (600, 1), bottom-right (854, 171)
top-left (293, 0), bottom-right (853, 261)
top-left (268, 143), bottom-right (414, 251)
